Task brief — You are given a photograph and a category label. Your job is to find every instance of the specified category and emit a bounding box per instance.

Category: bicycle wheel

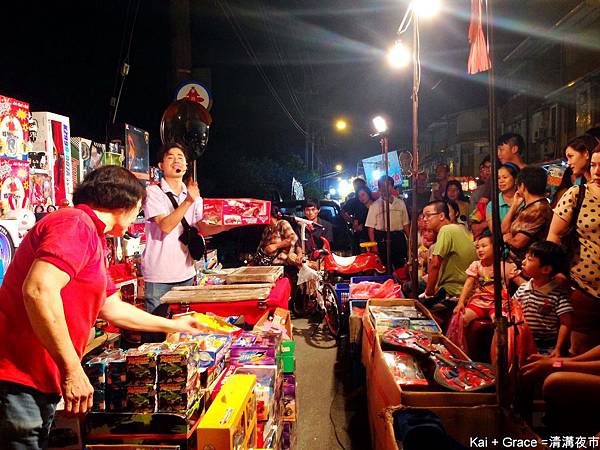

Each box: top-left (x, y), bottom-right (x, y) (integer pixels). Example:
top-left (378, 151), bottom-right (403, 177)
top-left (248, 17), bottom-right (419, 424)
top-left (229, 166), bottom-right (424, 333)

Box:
top-left (322, 283), bottom-right (341, 338)
top-left (292, 285), bottom-right (316, 317)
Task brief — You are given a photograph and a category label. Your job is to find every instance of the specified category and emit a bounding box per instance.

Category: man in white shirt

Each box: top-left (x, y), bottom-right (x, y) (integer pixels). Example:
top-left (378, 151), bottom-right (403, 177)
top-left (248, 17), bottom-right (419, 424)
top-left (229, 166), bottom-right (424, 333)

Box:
top-left (366, 176), bottom-right (410, 271)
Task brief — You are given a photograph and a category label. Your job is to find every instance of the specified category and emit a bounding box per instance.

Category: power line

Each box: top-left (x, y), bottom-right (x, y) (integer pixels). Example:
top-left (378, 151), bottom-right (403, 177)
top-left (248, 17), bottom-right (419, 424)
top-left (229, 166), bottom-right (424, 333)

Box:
top-left (216, 0), bottom-right (307, 136)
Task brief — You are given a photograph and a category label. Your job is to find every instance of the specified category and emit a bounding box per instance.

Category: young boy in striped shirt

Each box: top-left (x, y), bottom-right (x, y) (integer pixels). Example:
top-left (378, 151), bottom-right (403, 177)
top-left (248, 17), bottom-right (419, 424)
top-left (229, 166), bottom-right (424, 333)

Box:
top-left (514, 241), bottom-right (573, 357)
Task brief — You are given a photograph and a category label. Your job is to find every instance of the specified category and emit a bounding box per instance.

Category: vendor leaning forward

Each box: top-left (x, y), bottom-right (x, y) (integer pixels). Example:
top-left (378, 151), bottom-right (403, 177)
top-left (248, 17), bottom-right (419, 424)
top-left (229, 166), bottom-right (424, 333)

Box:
top-left (142, 143), bottom-right (229, 318)
top-left (0, 166), bottom-right (202, 449)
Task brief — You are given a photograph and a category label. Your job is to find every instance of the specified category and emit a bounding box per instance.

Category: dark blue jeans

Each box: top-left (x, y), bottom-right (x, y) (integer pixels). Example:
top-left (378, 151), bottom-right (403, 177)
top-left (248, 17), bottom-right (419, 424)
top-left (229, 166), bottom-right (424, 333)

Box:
top-left (0, 381), bottom-right (61, 450)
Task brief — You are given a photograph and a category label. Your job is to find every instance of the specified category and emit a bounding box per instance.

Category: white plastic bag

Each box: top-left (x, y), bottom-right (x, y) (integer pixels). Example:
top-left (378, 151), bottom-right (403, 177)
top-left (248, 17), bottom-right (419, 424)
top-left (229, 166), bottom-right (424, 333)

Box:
top-left (297, 263), bottom-right (320, 285)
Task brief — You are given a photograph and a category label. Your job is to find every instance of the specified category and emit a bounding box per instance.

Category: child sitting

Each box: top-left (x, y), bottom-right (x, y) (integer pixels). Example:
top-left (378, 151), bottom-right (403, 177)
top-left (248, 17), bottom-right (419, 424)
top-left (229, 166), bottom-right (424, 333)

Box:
top-left (454, 231), bottom-right (519, 326)
top-left (514, 241), bottom-right (573, 357)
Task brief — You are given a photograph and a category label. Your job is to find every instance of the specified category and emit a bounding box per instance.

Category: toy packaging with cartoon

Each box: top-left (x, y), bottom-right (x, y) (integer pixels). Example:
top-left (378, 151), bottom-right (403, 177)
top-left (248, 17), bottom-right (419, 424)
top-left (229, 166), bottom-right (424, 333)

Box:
top-left (0, 158), bottom-right (30, 211)
top-left (0, 95), bottom-right (30, 161)
top-left (31, 112), bottom-right (73, 205)
top-left (110, 123), bottom-right (149, 180)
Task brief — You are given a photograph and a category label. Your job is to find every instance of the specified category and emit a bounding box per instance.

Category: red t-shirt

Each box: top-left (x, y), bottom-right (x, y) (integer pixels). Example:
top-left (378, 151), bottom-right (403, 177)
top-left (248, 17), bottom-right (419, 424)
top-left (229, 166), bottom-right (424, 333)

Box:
top-left (0, 205), bottom-right (116, 394)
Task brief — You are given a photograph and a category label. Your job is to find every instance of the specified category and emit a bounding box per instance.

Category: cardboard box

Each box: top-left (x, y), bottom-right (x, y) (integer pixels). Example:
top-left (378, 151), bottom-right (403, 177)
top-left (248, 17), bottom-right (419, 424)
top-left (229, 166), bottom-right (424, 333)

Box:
top-left (31, 111), bottom-right (73, 204)
top-left (109, 123), bottom-right (149, 180)
top-left (0, 95), bottom-right (30, 160)
top-left (0, 158), bottom-right (30, 211)
top-left (197, 374), bottom-right (258, 450)
top-left (69, 137), bottom-right (90, 186)
top-left (382, 405), bottom-right (548, 450)
top-left (367, 299), bottom-right (442, 336)
top-left (202, 198), bottom-right (270, 226)
top-left (255, 307), bottom-right (292, 340)
top-left (361, 300), bottom-right (496, 450)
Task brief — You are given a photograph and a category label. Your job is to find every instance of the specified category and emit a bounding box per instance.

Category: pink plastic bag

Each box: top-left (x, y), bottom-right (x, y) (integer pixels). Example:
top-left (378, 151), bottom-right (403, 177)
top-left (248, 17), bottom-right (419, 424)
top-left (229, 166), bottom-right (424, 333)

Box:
top-left (446, 311), bottom-right (468, 354)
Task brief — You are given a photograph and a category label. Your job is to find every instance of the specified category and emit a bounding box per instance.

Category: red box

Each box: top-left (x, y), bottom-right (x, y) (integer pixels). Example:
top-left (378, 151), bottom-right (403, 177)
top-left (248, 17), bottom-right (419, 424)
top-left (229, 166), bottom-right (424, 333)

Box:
top-left (202, 198), bottom-right (270, 226)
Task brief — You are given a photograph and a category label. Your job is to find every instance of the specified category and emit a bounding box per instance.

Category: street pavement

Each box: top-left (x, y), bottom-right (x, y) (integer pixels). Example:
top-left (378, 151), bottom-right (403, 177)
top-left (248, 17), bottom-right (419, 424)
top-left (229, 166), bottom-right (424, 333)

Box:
top-left (292, 317), bottom-right (371, 450)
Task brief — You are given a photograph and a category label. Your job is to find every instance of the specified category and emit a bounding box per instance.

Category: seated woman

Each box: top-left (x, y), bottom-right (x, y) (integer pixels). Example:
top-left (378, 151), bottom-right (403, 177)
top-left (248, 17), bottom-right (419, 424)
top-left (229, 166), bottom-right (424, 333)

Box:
top-left (502, 166), bottom-right (553, 268)
top-left (521, 344), bottom-right (600, 432)
top-left (254, 206), bottom-right (300, 266)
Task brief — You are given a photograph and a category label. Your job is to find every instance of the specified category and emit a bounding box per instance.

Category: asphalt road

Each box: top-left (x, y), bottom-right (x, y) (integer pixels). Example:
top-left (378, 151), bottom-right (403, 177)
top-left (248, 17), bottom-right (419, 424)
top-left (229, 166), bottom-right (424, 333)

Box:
top-left (292, 317), bottom-right (371, 450)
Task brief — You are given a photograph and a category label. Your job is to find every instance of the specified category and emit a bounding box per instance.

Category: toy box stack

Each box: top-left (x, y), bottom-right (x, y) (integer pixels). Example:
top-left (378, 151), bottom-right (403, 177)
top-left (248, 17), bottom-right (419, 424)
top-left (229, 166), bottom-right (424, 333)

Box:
top-left (31, 112), bottom-right (73, 206)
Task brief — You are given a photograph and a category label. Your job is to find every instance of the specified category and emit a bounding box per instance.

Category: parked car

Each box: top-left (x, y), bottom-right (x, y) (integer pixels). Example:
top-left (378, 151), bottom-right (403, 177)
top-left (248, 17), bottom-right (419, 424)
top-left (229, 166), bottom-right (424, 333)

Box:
top-left (275, 199), bottom-right (353, 254)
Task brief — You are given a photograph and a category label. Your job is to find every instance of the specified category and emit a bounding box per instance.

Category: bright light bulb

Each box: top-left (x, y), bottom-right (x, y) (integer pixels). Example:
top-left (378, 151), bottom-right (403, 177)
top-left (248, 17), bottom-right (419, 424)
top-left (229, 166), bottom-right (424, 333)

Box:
top-left (338, 179), bottom-right (352, 198)
top-left (411, 0), bottom-right (441, 18)
top-left (387, 41), bottom-right (410, 69)
top-left (329, 187), bottom-right (337, 196)
top-left (335, 119), bottom-right (347, 131)
top-left (372, 116), bottom-right (388, 134)
top-left (335, 164), bottom-right (343, 172)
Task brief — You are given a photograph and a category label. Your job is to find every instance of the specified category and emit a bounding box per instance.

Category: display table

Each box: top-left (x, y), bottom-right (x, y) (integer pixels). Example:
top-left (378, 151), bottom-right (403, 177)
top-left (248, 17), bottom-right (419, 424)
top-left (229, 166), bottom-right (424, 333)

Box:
top-left (167, 277), bottom-right (291, 325)
top-left (84, 332), bottom-right (120, 357)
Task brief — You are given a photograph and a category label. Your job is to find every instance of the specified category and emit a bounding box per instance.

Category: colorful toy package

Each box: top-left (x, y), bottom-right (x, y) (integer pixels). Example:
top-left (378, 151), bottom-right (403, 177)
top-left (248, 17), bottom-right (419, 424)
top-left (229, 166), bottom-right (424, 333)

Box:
top-left (172, 312), bottom-right (241, 336)
top-left (382, 351), bottom-right (428, 387)
top-left (157, 342), bottom-right (200, 385)
top-left (126, 384), bottom-right (157, 413)
top-left (84, 349), bottom-right (127, 391)
top-left (126, 343), bottom-right (164, 385)
top-left (234, 365), bottom-right (277, 422)
top-left (158, 382), bottom-right (199, 413)
top-left (165, 333), bottom-right (231, 368)
top-left (201, 198), bottom-right (270, 226)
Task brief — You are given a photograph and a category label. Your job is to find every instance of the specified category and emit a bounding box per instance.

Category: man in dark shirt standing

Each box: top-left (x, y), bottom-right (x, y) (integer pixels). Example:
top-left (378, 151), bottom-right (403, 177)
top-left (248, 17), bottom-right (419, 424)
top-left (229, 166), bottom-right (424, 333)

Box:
top-left (341, 178), bottom-right (369, 253)
top-left (300, 199), bottom-right (333, 261)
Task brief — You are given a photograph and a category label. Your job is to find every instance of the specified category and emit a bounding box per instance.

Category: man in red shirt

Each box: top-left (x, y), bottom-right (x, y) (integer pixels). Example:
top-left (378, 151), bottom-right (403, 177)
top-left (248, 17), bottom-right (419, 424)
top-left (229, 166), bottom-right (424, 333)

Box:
top-left (0, 166), bottom-right (201, 449)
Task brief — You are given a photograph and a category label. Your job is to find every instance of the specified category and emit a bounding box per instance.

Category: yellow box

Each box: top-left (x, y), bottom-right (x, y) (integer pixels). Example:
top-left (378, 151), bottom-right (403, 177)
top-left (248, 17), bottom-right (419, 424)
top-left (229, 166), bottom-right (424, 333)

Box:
top-left (197, 374), bottom-right (257, 450)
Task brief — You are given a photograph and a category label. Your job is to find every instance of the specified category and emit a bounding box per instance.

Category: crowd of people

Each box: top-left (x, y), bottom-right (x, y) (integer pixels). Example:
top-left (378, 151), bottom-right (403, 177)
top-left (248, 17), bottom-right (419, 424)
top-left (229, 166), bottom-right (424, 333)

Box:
top-left (270, 128), bottom-right (599, 429)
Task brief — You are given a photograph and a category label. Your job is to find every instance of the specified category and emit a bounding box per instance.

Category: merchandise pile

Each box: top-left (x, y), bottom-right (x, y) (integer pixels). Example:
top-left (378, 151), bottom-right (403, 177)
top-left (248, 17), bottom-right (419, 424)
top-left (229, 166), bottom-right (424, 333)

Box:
top-left (83, 309), bottom-right (297, 450)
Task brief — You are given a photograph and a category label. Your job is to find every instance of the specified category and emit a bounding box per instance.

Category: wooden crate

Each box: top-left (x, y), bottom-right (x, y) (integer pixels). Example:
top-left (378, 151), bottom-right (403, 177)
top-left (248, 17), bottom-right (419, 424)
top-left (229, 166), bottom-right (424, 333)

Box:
top-left (225, 266), bottom-right (283, 284)
top-left (361, 301), bottom-right (496, 450)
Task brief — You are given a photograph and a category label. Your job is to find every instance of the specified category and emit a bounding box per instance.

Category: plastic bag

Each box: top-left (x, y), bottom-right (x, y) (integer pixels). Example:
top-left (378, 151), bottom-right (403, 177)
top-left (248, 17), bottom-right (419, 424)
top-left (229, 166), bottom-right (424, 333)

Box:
top-left (297, 263), bottom-right (320, 285)
top-left (446, 311), bottom-right (468, 354)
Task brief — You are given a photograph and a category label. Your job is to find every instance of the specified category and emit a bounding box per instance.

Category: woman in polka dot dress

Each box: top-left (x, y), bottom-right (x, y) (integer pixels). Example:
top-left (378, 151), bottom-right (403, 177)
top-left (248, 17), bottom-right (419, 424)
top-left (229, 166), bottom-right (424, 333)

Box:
top-left (548, 140), bottom-right (600, 355)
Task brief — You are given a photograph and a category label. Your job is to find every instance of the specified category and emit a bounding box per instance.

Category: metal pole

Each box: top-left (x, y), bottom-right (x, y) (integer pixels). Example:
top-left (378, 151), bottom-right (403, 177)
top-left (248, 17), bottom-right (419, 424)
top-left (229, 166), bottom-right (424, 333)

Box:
top-left (383, 136), bottom-right (392, 275)
top-left (486, 0), bottom-right (509, 408)
top-left (410, 16), bottom-right (420, 299)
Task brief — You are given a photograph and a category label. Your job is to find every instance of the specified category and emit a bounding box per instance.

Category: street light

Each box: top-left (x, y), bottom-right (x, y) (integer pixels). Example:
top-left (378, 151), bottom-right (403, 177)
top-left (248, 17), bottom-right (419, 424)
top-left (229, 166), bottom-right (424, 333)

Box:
top-left (387, 41), bottom-right (410, 69)
top-left (372, 116), bottom-right (388, 134)
top-left (386, 0), bottom-right (442, 297)
top-left (411, 0), bottom-right (441, 18)
top-left (371, 116), bottom-right (392, 275)
top-left (335, 119), bottom-right (348, 131)
top-left (335, 163), bottom-right (343, 172)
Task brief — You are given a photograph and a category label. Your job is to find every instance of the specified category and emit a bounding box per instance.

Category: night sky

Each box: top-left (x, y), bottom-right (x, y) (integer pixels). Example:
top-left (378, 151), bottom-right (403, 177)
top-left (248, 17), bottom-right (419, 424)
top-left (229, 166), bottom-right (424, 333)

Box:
top-left (0, 0), bottom-right (578, 190)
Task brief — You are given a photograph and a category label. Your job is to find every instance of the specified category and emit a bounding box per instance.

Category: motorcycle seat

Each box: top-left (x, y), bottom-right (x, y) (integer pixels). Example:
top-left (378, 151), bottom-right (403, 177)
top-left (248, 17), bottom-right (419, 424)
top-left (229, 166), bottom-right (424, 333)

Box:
top-left (331, 253), bottom-right (357, 267)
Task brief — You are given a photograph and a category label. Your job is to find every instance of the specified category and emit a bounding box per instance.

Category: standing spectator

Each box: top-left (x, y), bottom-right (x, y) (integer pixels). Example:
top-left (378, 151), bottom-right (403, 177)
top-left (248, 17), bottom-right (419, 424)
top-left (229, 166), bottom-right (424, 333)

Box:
top-left (564, 135), bottom-right (595, 183)
top-left (341, 178), bottom-right (368, 223)
top-left (470, 156), bottom-right (492, 208)
top-left (550, 166), bottom-right (574, 209)
top-left (300, 199), bottom-right (334, 260)
top-left (349, 186), bottom-right (374, 252)
top-left (430, 163), bottom-right (450, 201)
top-left (514, 241), bottom-right (573, 357)
top-left (487, 163), bottom-right (520, 232)
top-left (502, 166), bottom-right (553, 267)
top-left (443, 180), bottom-right (470, 224)
top-left (366, 176), bottom-right (410, 272)
top-left (497, 133), bottom-right (527, 169)
top-left (422, 200), bottom-right (477, 299)
top-left (548, 145), bottom-right (600, 355)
